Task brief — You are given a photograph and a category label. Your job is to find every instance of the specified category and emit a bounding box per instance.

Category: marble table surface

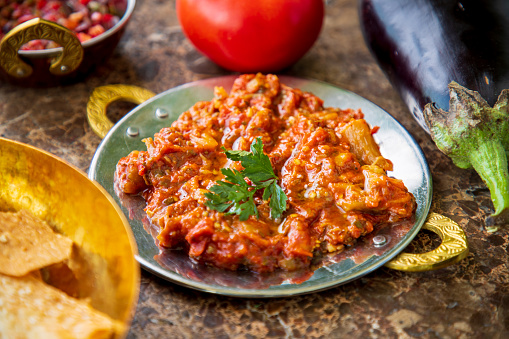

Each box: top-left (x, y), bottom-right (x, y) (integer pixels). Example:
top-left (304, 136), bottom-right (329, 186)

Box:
top-left (0, 0), bottom-right (507, 337)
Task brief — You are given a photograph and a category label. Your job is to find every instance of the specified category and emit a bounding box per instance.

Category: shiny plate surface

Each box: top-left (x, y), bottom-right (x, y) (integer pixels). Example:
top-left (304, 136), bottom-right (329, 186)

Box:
top-left (89, 76), bottom-right (432, 297)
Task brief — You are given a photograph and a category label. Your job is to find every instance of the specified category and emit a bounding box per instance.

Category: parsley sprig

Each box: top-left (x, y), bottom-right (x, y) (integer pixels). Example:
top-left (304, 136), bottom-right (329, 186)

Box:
top-left (204, 137), bottom-right (288, 221)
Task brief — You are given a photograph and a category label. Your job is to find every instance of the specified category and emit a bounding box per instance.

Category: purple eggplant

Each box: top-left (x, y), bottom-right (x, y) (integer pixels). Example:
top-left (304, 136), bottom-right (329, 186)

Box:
top-left (359, 0), bottom-right (509, 229)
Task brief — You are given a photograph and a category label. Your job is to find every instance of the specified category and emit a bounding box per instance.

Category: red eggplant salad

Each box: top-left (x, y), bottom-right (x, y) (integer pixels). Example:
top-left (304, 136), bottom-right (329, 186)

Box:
top-left (360, 0), bottom-right (509, 230)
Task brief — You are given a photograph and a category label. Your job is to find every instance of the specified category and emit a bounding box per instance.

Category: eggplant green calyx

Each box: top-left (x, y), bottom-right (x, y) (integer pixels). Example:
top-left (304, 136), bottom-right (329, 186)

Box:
top-left (423, 81), bottom-right (509, 232)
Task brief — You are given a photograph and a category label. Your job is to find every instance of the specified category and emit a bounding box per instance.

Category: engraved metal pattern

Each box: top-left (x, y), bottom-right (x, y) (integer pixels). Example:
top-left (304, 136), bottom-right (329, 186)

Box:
top-left (385, 212), bottom-right (469, 271)
top-left (0, 18), bottom-right (84, 78)
top-left (87, 85), bottom-right (156, 139)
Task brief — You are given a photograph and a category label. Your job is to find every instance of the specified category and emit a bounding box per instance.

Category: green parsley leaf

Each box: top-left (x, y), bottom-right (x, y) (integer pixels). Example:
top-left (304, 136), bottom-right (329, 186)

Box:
top-left (265, 180), bottom-right (287, 220)
top-left (204, 137), bottom-right (288, 220)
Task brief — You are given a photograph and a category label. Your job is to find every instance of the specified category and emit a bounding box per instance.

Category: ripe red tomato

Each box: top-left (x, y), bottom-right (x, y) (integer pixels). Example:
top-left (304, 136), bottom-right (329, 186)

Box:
top-left (176, 0), bottom-right (324, 73)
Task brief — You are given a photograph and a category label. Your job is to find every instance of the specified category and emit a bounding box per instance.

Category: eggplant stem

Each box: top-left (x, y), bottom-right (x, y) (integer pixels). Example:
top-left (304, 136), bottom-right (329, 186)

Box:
top-left (467, 133), bottom-right (509, 230)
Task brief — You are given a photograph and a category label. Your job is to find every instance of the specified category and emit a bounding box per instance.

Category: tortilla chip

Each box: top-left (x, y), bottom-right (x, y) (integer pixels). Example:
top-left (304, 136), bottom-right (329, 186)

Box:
top-left (0, 273), bottom-right (124, 339)
top-left (41, 261), bottom-right (80, 298)
top-left (0, 210), bottom-right (73, 276)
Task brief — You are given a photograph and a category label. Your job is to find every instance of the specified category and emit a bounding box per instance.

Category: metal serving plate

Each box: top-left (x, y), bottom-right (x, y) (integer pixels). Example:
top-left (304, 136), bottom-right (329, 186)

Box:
top-left (88, 76), bottom-right (432, 297)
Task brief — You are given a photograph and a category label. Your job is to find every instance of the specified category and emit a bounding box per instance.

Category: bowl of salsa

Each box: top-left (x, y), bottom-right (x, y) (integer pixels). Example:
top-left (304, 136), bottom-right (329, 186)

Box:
top-left (0, 0), bottom-right (135, 86)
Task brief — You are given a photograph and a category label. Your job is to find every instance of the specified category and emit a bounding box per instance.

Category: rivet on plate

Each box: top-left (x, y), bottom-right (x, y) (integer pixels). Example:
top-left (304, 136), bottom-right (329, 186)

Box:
top-left (126, 126), bottom-right (139, 137)
top-left (155, 108), bottom-right (169, 119)
top-left (16, 68), bottom-right (26, 77)
top-left (60, 65), bottom-right (68, 72)
top-left (373, 235), bottom-right (387, 247)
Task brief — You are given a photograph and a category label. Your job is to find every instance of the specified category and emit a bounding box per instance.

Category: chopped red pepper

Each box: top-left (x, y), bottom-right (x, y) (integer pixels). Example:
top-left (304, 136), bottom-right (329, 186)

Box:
top-left (0, 0), bottom-right (126, 49)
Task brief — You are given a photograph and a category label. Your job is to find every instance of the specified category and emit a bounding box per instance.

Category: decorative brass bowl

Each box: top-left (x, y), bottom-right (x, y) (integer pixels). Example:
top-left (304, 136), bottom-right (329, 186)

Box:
top-left (0, 137), bottom-right (140, 337)
top-left (0, 0), bottom-right (135, 87)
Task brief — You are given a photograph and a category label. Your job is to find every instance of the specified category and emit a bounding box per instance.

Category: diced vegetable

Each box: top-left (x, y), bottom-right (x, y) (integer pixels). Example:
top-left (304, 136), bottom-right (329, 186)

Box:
top-left (340, 119), bottom-right (393, 171)
top-left (0, 0), bottom-right (126, 49)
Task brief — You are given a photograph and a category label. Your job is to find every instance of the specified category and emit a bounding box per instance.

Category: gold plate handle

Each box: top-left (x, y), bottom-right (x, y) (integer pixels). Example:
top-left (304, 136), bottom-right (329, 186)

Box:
top-left (0, 18), bottom-right (84, 78)
top-left (87, 84), bottom-right (156, 138)
top-left (385, 213), bottom-right (469, 271)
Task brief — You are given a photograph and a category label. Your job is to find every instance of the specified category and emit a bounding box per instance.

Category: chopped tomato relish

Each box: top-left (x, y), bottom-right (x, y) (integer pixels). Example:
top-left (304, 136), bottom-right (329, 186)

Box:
top-left (115, 74), bottom-right (416, 273)
top-left (0, 0), bottom-right (126, 50)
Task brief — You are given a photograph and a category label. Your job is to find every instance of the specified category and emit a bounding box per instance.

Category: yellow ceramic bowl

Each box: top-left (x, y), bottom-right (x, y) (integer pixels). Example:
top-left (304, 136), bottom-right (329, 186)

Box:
top-left (0, 137), bottom-right (139, 338)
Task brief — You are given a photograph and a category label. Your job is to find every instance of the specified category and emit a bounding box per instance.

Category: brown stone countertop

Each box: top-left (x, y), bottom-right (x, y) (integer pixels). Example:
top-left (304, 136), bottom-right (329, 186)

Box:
top-left (1, 0), bottom-right (508, 337)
